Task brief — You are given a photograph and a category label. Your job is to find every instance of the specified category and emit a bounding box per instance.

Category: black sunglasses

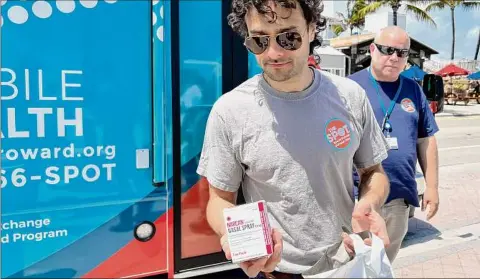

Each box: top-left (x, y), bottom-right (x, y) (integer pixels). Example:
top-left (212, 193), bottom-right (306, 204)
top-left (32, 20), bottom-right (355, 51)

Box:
top-left (244, 31), bottom-right (303, 55)
top-left (374, 43), bottom-right (410, 58)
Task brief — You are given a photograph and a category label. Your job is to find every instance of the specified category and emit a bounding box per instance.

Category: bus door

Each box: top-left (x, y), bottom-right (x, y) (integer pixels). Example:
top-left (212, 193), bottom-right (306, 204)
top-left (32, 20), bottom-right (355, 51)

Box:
top-left (1, 1), bottom-right (168, 278)
top-left (170, 0), bottom-right (249, 274)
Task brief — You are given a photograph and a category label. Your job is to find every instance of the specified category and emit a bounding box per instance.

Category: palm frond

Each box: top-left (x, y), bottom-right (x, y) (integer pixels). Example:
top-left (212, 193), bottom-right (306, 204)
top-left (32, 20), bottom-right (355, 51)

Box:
top-left (357, 1), bottom-right (387, 18)
top-left (335, 11), bottom-right (348, 21)
top-left (405, 4), bottom-right (437, 28)
top-left (405, 0), bottom-right (431, 5)
top-left (425, 1), bottom-right (447, 12)
top-left (460, 1), bottom-right (480, 11)
top-left (331, 24), bottom-right (346, 36)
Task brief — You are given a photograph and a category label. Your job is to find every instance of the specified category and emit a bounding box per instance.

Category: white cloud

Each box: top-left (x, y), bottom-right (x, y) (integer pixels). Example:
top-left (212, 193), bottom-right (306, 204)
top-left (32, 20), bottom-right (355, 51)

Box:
top-left (467, 26), bottom-right (480, 39)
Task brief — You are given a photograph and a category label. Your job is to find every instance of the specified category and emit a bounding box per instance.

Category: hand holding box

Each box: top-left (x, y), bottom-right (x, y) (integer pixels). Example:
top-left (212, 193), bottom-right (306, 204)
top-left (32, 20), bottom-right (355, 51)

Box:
top-left (221, 200), bottom-right (283, 278)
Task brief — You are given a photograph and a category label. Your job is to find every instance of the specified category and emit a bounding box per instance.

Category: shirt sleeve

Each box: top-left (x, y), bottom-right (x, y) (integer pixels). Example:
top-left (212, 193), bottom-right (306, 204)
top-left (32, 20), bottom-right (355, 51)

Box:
top-left (196, 106), bottom-right (244, 192)
top-left (417, 84), bottom-right (440, 138)
top-left (353, 91), bottom-right (390, 169)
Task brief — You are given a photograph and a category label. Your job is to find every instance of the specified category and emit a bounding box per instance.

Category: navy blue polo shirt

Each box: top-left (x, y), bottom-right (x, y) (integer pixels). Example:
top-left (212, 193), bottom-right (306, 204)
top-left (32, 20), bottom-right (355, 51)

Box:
top-left (348, 68), bottom-right (439, 207)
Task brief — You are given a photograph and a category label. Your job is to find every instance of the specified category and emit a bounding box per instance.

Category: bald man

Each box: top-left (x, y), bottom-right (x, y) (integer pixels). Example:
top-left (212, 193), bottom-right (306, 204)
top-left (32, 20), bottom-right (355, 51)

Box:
top-left (348, 26), bottom-right (440, 262)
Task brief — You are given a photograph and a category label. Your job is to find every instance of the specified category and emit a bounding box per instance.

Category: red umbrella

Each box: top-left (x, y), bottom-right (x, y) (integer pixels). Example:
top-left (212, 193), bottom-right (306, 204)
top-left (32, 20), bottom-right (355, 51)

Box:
top-left (435, 63), bottom-right (470, 77)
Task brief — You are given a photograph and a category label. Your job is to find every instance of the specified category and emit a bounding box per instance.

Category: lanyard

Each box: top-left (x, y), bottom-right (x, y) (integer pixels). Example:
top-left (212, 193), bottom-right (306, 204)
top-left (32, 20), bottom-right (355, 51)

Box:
top-left (368, 67), bottom-right (403, 132)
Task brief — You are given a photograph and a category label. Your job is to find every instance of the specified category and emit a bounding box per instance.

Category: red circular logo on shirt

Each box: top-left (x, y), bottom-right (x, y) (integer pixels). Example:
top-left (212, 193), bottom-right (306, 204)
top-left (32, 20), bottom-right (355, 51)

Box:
top-left (401, 98), bottom-right (416, 113)
top-left (325, 119), bottom-right (351, 149)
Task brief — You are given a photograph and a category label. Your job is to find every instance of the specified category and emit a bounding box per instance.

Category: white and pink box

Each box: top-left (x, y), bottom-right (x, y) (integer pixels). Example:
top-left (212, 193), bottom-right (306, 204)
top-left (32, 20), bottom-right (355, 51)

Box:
top-left (223, 200), bottom-right (273, 264)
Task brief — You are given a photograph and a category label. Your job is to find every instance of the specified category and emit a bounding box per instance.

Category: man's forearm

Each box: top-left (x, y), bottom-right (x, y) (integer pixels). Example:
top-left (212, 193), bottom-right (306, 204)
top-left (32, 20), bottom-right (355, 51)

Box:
top-left (206, 187), bottom-right (237, 237)
top-left (358, 164), bottom-right (390, 210)
top-left (417, 136), bottom-right (439, 190)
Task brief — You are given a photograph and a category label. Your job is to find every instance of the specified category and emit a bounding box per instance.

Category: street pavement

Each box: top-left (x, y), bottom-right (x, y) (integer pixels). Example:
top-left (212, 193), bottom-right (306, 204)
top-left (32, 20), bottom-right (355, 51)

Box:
top-left (393, 103), bottom-right (480, 278)
top-left (436, 101), bottom-right (480, 118)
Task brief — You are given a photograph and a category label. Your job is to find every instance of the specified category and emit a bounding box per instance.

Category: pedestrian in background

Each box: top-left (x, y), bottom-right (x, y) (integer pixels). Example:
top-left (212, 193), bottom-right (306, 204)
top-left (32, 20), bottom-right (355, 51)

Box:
top-left (348, 26), bottom-right (440, 263)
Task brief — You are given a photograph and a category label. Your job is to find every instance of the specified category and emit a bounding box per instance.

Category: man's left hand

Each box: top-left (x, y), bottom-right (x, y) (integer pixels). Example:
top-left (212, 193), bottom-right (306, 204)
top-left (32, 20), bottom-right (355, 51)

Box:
top-left (343, 200), bottom-right (390, 256)
top-left (350, 200), bottom-right (390, 247)
top-left (422, 187), bottom-right (439, 221)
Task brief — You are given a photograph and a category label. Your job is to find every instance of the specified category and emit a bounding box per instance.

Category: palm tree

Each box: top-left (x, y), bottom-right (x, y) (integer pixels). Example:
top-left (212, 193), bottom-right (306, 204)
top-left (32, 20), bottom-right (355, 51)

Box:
top-left (475, 32), bottom-right (480, 60)
top-left (358, 0), bottom-right (436, 27)
top-left (331, 0), bottom-right (368, 36)
top-left (425, 0), bottom-right (480, 60)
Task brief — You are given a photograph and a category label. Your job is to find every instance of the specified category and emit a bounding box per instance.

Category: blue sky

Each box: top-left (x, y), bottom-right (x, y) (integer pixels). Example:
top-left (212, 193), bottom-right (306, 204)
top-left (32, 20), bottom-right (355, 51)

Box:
top-left (405, 5), bottom-right (479, 60)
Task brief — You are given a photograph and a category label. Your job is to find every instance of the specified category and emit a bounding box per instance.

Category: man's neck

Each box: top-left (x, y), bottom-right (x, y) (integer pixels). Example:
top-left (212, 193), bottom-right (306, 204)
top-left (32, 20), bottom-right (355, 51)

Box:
top-left (370, 67), bottom-right (398, 83)
top-left (264, 66), bottom-right (313, 92)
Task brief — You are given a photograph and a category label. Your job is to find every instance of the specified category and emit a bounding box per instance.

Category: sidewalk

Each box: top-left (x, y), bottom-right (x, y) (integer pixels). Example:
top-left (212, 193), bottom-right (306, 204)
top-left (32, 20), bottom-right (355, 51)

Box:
top-left (391, 148), bottom-right (480, 277)
top-left (394, 239), bottom-right (480, 278)
top-left (436, 102), bottom-right (480, 118)
top-left (393, 221), bottom-right (480, 278)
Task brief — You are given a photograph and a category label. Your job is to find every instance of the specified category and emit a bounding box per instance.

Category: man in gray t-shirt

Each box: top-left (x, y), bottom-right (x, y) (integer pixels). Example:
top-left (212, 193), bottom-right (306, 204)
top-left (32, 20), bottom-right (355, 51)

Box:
top-left (197, 1), bottom-right (391, 278)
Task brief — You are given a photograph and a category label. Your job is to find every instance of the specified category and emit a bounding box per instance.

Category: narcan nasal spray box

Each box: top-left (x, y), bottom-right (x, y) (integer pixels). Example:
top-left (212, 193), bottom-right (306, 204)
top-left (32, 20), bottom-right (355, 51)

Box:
top-left (223, 200), bottom-right (273, 263)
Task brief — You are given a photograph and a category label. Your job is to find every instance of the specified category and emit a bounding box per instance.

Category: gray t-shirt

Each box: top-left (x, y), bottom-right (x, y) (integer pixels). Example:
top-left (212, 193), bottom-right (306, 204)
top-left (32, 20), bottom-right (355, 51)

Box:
top-left (197, 69), bottom-right (389, 274)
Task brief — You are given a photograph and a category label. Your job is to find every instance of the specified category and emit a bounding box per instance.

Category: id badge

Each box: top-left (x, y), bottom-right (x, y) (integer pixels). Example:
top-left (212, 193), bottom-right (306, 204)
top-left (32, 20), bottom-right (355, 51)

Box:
top-left (386, 137), bottom-right (399, 150)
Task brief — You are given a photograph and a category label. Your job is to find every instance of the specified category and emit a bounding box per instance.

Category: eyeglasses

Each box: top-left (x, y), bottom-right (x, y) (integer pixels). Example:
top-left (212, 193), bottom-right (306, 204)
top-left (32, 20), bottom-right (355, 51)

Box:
top-left (374, 43), bottom-right (410, 58)
top-left (244, 31), bottom-right (303, 55)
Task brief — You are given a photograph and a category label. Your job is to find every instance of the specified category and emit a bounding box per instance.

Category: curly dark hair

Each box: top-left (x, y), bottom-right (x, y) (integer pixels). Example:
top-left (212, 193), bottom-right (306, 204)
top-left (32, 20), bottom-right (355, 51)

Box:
top-left (227, 0), bottom-right (327, 55)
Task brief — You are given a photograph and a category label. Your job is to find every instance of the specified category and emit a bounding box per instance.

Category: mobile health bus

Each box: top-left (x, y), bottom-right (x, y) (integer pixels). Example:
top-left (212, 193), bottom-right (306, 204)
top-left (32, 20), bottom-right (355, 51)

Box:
top-left (1, 0), bottom-right (261, 278)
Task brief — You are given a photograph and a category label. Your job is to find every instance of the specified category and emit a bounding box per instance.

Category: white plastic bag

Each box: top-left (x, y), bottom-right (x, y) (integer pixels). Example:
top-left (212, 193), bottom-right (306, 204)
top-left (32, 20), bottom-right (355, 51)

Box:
top-left (310, 233), bottom-right (395, 278)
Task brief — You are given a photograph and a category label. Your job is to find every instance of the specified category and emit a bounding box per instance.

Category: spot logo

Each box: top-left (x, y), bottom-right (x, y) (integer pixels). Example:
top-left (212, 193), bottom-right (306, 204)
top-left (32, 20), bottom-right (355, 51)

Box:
top-left (401, 98), bottom-right (416, 113)
top-left (325, 118), bottom-right (351, 149)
